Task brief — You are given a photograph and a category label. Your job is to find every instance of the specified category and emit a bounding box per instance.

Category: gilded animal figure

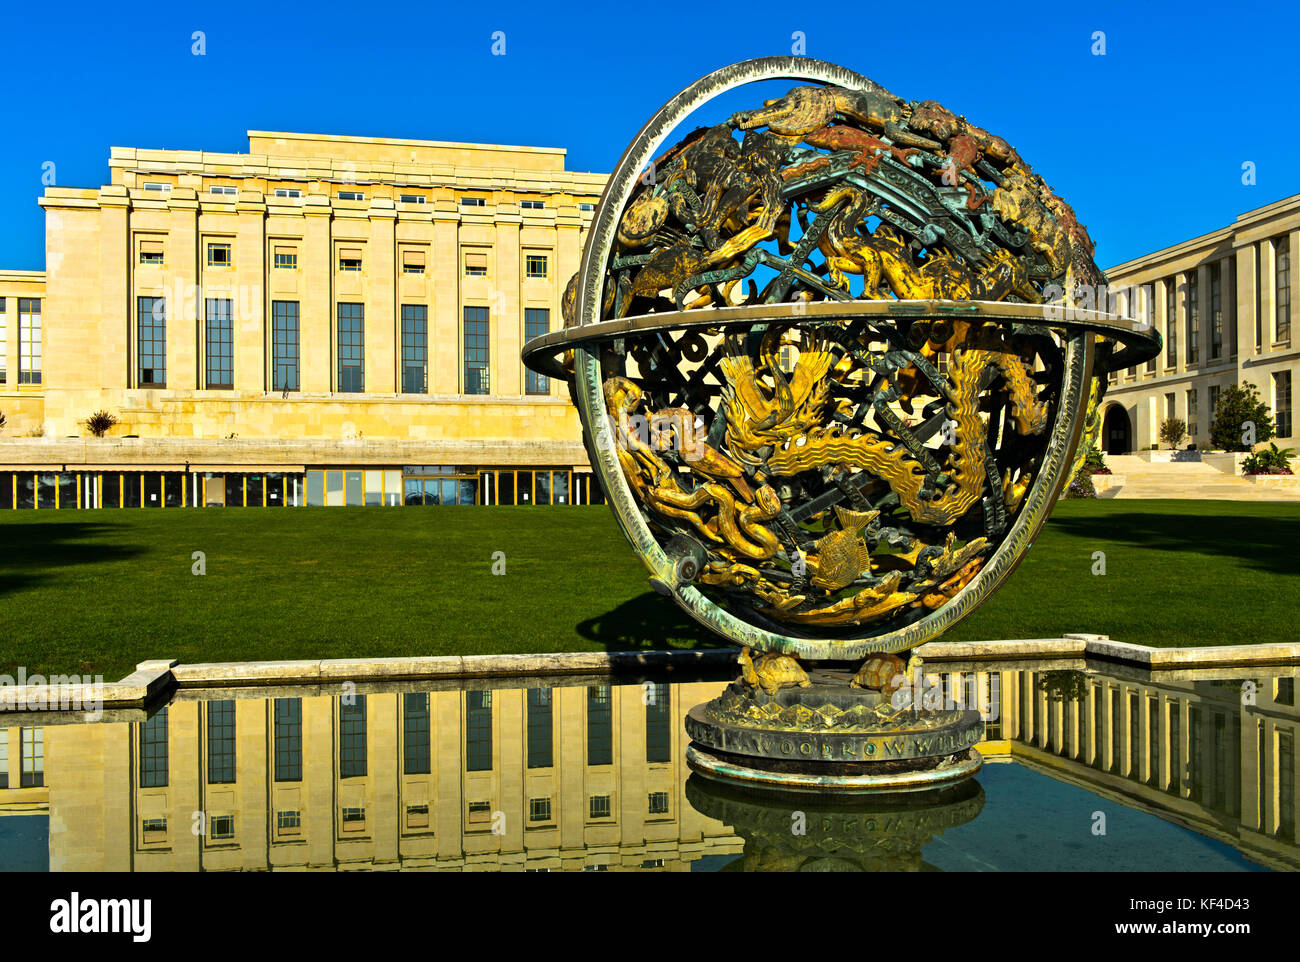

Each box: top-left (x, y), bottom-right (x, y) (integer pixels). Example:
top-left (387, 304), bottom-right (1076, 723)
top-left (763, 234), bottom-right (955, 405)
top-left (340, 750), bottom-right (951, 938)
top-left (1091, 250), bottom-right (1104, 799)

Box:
top-left (849, 654), bottom-right (908, 694)
top-left (738, 646), bottom-right (812, 695)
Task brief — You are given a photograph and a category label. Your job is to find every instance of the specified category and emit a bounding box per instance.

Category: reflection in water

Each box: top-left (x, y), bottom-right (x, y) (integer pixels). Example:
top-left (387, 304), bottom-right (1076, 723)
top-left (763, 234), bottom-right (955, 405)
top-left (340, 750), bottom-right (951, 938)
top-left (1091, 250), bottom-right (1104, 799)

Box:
top-left (0, 667), bottom-right (1296, 871)
top-left (685, 775), bottom-right (984, 872)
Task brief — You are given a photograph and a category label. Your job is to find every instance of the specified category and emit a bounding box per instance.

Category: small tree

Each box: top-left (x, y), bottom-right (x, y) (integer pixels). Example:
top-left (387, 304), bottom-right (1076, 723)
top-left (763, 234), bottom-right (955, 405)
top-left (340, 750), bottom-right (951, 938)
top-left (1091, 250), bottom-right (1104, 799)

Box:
top-left (1209, 382), bottom-right (1275, 452)
top-left (84, 410), bottom-right (119, 438)
top-left (1159, 417), bottom-right (1187, 450)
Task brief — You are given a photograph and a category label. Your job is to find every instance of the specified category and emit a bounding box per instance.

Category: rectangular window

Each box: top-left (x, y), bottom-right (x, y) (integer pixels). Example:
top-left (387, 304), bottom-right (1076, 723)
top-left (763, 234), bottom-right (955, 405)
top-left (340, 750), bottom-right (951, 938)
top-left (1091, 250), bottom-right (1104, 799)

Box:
top-left (460, 197), bottom-right (486, 207)
top-left (206, 700), bottom-right (236, 784)
top-left (524, 308), bottom-right (550, 394)
top-left (525, 254), bottom-right (548, 278)
top-left (578, 203), bottom-right (594, 211)
top-left (1165, 280), bottom-right (1177, 367)
top-left (1142, 284), bottom-right (1156, 372)
top-left (337, 190), bottom-right (364, 201)
top-left (1164, 392), bottom-right (1175, 422)
top-left (1210, 264), bottom-right (1223, 360)
top-left (528, 797), bottom-right (552, 822)
top-left (402, 249), bottom-right (426, 274)
top-left (271, 301), bottom-right (300, 391)
top-left (399, 193), bottom-right (427, 205)
top-left (1209, 385), bottom-right (1220, 424)
top-left (21, 729), bottom-right (43, 788)
top-left (645, 683), bottom-right (671, 763)
top-left (209, 185), bottom-right (237, 196)
top-left (274, 188), bottom-right (302, 198)
top-left (142, 182), bottom-right (172, 193)
top-left (1186, 272), bottom-right (1199, 364)
top-left (205, 298), bottom-right (233, 389)
top-left (207, 243), bottom-right (232, 268)
top-left (273, 247), bottom-right (298, 270)
top-left (648, 791), bottom-right (670, 815)
top-left (1275, 370), bottom-right (1293, 438)
top-left (139, 239), bottom-right (164, 265)
top-left (277, 810), bottom-right (301, 833)
top-left (401, 305), bottom-right (428, 394)
top-left (520, 200), bottom-right (545, 210)
top-left (464, 251), bottom-right (487, 276)
top-left (338, 248), bottom-right (362, 272)
top-left (209, 815), bottom-right (235, 840)
top-left (1278, 236), bottom-right (1292, 343)
top-left (337, 303), bottom-right (364, 392)
top-left (466, 691), bottom-right (492, 772)
top-left (18, 298), bottom-right (41, 384)
top-left (587, 685), bottom-right (612, 765)
top-left (273, 698), bottom-right (302, 782)
top-left (140, 707), bottom-right (169, 788)
top-left (136, 296), bottom-right (166, 387)
top-left (340, 695), bottom-right (367, 778)
top-left (1187, 388), bottom-right (1198, 438)
top-left (403, 692), bottom-right (431, 775)
top-left (527, 688), bottom-right (554, 769)
top-left (463, 306), bottom-right (489, 395)
top-left (589, 795), bottom-right (611, 819)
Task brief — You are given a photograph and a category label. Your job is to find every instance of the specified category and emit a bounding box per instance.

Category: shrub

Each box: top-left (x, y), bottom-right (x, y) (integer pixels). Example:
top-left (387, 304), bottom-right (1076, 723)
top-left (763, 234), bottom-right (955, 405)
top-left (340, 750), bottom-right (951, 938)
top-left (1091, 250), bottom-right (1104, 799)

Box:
top-left (1209, 382), bottom-right (1275, 452)
top-left (1242, 443), bottom-right (1295, 476)
top-left (83, 410), bottom-right (119, 438)
top-left (1159, 417), bottom-right (1186, 450)
top-left (0, 410), bottom-right (5, 433)
top-left (1083, 443), bottom-right (1111, 475)
top-left (1064, 470), bottom-right (1097, 498)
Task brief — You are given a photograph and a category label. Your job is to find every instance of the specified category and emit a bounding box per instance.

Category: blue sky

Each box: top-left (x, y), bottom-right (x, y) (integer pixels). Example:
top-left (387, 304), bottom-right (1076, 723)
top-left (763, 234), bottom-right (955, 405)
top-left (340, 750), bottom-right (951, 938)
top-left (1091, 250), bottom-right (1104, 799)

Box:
top-left (0, 0), bottom-right (1293, 271)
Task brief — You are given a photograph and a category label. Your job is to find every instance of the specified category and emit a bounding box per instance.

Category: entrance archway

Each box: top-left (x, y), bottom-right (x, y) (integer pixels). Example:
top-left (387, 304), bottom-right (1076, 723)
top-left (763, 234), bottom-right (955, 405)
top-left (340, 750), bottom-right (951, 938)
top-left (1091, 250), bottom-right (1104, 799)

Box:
top-left (1101, 404), bottom-right (1131, 454)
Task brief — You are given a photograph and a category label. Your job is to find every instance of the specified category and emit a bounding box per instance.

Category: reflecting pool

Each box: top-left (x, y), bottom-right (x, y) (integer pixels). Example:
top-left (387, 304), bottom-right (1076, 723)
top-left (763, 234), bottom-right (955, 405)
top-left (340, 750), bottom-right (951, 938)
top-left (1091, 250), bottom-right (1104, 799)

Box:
top-left (0, 663), bottom-right (1296, 871)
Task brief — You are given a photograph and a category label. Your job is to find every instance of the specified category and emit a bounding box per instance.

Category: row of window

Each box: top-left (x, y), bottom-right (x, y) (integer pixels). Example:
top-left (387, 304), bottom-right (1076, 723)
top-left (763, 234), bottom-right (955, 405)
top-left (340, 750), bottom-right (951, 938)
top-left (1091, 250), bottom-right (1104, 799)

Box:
top-left (196, 184), bottom-right (593, 211)
top-left (128, 298), bottom-right (549, 395)
top-left (0, 469), bottom-right (606, 509)
top-left (134, 685), bottom-right (672, 790)
top-left (1114, 235), bottom-right (1291, 381)
top-left (1151, 369), bottom-right (1293, 441)
top-left (137, 241), bottom-right (548, 279)
top-left (0, 297), bottom-right (42, 384)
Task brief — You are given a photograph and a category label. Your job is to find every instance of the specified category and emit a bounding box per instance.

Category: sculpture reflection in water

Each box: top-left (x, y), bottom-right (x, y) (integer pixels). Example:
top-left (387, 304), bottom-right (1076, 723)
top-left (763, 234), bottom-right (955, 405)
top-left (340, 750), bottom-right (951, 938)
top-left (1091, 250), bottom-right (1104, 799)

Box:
top-left (0, 667), bottom-right (1296, 871)
top-left (685, 775), bottom-right (984, 872)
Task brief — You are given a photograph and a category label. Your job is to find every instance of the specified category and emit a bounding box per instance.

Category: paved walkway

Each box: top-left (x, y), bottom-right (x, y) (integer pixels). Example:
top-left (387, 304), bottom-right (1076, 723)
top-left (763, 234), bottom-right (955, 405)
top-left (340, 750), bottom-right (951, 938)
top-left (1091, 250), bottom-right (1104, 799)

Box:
top-left (1098, 455), bottom-right (1300, 501)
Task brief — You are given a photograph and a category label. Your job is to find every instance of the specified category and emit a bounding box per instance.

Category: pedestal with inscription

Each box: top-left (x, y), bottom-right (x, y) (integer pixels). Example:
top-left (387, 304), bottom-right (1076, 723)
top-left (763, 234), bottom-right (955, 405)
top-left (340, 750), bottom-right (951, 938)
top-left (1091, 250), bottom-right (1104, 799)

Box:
top-left (685, 669), bottom-right (984, 793)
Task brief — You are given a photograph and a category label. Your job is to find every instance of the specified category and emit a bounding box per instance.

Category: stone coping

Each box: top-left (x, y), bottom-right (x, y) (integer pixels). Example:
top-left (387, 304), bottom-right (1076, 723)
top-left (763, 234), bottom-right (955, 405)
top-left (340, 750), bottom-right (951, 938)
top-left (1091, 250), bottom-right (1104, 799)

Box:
top-left (2, 638), bottom-right (1296, 714)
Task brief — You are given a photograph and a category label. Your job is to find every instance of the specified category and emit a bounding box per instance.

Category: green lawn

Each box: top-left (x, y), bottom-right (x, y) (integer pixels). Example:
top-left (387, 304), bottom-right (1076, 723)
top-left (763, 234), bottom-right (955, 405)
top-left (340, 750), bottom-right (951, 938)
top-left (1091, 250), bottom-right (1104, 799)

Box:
top-left (1, 500), bottom-right (1297, 679)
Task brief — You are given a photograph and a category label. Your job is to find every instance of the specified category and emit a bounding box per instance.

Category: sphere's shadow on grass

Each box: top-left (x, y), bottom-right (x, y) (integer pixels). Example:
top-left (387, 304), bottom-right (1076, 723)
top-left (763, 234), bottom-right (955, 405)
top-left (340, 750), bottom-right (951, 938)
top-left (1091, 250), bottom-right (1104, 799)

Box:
top-left (575, 591), bottom-right (728, 651)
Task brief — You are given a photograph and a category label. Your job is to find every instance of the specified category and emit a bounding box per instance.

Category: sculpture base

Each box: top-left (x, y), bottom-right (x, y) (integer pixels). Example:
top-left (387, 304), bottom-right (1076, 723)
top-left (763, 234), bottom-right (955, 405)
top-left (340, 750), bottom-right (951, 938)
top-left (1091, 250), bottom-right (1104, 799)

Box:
top-left (684, 679), bottom-right (985, 794)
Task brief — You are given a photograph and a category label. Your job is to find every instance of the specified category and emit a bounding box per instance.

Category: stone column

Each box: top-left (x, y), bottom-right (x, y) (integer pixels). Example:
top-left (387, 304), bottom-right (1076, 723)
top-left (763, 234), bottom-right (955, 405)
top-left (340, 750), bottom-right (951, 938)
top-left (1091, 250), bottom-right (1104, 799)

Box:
top-left (1197, 262), bottom-right (1212, 368)
top-left (493, 208), bottom-right (523, 396)
top-left (366, 199), bottom-right (397, 393)
top-left (300, 195), bottom-right (333, 393)
top-left (1260, 238), bottom-right (1277, 347)
top-left (167, 188), bottom-right (199, 390)
top-left (430, 204), bottom-right (460, 394)
top-left (233, 194), bottom-right (266, 392)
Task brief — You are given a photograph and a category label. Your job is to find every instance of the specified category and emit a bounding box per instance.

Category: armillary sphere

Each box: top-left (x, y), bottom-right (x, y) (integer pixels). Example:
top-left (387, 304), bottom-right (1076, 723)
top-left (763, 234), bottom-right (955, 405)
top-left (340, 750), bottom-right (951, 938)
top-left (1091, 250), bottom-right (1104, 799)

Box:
top-left (523, 57), bottom-right (1159, 663)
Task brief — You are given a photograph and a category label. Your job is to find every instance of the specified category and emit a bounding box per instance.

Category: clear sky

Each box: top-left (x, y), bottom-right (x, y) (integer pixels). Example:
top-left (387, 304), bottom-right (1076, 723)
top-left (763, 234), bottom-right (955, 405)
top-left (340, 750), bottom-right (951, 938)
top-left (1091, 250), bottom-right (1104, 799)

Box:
top-left (0, 0), bottom-right (1294, 272)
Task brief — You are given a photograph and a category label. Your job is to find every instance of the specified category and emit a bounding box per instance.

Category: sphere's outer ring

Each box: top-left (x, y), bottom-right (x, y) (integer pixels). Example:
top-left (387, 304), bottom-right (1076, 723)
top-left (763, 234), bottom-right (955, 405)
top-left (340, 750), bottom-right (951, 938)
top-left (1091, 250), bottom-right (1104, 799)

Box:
top-left (571, 57), bottom-right (1094, 661)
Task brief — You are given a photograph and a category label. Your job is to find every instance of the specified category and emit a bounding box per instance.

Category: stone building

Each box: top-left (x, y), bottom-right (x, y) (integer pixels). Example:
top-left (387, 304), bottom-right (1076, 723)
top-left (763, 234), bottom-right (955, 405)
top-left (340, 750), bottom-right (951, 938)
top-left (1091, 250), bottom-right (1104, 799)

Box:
top-left (1099, 194), bottom-right (1298, 453)
top-left (0, 131), bottom-right (606, 507)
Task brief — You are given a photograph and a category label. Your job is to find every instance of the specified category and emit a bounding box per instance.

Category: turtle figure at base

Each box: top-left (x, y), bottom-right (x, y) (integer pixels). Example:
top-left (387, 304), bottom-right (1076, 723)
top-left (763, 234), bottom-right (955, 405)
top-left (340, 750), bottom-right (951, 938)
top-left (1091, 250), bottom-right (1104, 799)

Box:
top-left (738, 646), bottom-right (812, 696)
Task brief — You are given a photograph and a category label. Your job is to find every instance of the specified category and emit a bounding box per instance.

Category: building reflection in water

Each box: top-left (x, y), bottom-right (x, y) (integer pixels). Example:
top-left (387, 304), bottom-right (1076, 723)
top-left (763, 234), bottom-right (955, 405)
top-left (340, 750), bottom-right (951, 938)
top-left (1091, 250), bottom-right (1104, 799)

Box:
top-left (0, 667), bottom-right (1296, 871)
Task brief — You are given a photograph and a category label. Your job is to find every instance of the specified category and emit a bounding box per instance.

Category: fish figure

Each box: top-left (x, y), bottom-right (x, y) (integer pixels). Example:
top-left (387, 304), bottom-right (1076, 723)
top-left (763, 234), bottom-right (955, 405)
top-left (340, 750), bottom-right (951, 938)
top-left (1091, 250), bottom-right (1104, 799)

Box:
top-left (810, 505), bottom-right (877, 591)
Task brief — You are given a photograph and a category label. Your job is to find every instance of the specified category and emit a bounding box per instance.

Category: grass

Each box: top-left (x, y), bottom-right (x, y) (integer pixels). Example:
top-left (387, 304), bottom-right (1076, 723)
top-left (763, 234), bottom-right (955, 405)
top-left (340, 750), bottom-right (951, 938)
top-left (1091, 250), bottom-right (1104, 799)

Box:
top-left (1, 500), bottom-right (1297, 680)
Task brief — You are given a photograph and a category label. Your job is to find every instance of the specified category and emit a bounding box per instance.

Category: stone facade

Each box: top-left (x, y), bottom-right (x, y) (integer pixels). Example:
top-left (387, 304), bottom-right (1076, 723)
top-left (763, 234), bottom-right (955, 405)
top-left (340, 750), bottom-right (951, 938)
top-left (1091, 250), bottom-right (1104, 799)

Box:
top-left (1101, 194), bottom-right (1299, 453)
top-left (0, 130), bottom-right (608, 503)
